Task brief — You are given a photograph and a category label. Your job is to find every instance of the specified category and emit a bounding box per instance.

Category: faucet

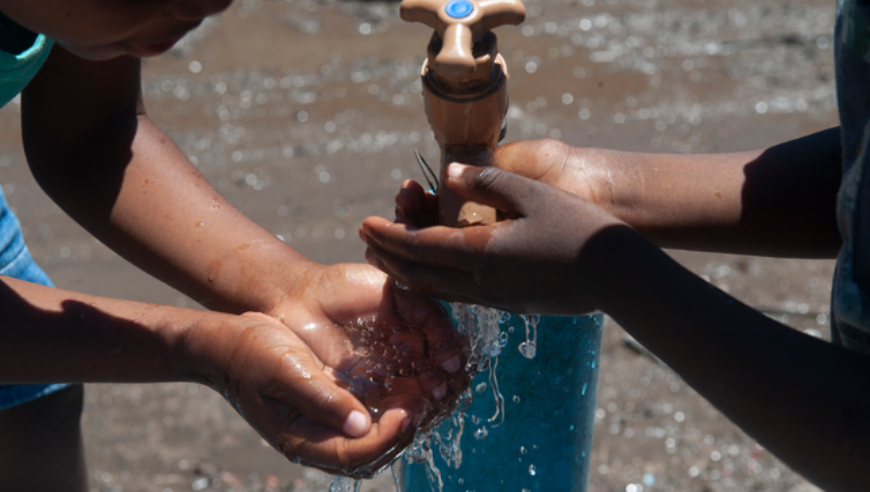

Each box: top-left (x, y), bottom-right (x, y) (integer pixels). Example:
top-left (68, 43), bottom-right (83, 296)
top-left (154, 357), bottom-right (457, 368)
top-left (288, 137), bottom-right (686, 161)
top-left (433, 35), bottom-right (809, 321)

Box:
top-left (401, 0), bottom-right (526, 227)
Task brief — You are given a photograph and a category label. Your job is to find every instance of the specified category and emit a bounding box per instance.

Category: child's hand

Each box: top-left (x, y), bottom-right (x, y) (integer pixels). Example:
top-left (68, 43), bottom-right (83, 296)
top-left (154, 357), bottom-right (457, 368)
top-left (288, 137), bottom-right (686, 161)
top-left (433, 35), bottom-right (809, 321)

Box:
top-left (492, 139), bottom-right (615, 207)
top-left (394, 139), bottom-right (616, 228)
top-left (362, 163), bottom-right (628, 314)
top-left (187, 292), bottom-right (467, 478)
top-left (257, 263), bottom-right (470, 475)
top-left (183, 311), bottom-right (400, 476)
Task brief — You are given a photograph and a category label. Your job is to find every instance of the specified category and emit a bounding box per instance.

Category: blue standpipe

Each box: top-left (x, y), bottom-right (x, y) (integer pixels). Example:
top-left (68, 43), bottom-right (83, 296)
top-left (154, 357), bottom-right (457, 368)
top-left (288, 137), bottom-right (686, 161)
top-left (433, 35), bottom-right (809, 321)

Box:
top-left (402, 313), bottom-right (604, 491)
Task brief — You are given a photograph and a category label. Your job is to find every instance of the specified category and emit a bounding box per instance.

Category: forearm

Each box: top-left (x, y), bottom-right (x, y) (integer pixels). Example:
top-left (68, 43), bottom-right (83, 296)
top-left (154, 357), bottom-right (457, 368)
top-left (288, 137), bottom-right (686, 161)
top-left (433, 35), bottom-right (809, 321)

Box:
top-left (594, 227), bottom-right (870, 490)
top-left (21, 48), bottom-right (312, 314)
top-left (0, 275), bottom-right (208, 384)
top-left (576, 128), bottom-right (842, 257)
top-left (26, 113), bottom-right (313, 313)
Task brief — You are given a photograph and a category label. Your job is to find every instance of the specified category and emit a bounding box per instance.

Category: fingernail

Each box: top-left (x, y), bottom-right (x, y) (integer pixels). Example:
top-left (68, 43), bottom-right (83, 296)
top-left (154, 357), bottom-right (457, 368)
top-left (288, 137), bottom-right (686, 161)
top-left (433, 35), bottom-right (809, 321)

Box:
top-left (432, 383), bottom-right (447, 400)
top-left (365, 251), bottom-right (378, 267)
top-left (446, 163), bottom-right (465, 181)
top-left (441, 355), bottom-right (461, 374)
top-left (342, 410), bottom-right (367, 437)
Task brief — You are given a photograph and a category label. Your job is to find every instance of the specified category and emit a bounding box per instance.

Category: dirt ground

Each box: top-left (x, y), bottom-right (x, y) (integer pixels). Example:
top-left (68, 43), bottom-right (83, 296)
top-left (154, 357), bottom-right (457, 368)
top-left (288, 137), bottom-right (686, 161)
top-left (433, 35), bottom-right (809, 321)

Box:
top-left (0, 0), bottom-right (843, 490)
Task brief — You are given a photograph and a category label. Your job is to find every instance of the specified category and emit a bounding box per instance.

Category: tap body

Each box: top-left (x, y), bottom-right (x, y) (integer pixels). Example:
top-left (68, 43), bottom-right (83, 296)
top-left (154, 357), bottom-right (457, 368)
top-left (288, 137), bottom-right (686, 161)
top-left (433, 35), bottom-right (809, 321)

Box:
top-left (402, 0), bottom-right (524, 226)
top-left (421, 31), bottom-right (508, 226)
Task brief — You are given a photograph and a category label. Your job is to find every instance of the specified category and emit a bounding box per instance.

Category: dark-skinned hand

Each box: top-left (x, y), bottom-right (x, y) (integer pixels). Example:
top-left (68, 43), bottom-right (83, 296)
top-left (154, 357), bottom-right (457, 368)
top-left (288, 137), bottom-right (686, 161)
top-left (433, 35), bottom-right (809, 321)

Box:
top-left (361, 163), bottom-right (629, 315)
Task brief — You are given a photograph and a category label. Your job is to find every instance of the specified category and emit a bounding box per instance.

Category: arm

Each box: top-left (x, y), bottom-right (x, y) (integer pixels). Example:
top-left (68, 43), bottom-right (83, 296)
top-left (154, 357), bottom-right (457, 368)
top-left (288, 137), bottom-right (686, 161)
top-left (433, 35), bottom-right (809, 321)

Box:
top-left (493, 129), bottom-right (843, 257)
top-left (21, 46), bottom-right (307, 315)
top-left (598, 228), bottom-right (870, 492)
top-left (1, 276), bottom-right (195, 384)
top-left (19, 47), bottom-right (467, 471)
top-left (0, 275), bottom-right (419, 475)
top-left (22, 48), bottom-right (464, 397)
top-left (363, 165), bottom-right (870, 490)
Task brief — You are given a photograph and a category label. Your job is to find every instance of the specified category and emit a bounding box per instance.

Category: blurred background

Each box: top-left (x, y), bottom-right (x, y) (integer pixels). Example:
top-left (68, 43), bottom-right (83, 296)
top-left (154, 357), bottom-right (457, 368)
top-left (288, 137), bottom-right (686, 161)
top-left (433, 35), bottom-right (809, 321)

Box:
top-left (0, 0), bottom-right (838, 489)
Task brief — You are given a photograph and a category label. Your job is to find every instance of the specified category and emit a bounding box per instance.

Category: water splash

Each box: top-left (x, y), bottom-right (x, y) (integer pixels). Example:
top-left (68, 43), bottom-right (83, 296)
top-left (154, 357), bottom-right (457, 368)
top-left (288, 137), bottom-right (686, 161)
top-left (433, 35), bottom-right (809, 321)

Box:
top-left (518, 314), bottom-right (540, 359)
top-left (393, 303), bottom-right (519, 491)
top-left (331, 304), bottom-right (561, 491)
top-left (329, 476), bottom-right (361, 492)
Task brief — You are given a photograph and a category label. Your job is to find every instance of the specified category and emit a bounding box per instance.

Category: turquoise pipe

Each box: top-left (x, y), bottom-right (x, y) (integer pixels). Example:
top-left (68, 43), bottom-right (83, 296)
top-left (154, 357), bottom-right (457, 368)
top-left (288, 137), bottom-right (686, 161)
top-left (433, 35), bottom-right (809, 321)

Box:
top-left (402, 313), bottom-right (604, 491)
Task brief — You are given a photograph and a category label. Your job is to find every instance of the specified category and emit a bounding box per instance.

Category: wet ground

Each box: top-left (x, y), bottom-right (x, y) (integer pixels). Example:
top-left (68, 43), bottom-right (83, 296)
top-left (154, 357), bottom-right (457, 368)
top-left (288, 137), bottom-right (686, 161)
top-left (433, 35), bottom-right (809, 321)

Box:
top-left (0, 0), bottom-right (842, 489)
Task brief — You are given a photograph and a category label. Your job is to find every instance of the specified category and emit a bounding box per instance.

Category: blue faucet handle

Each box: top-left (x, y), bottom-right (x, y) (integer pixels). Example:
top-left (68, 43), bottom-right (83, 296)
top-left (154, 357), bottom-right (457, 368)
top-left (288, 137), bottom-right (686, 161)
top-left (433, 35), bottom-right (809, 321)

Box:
top-left (400, 0), bottom-right (525, 79)
top-left (445, 0), bottom-right (474, 18)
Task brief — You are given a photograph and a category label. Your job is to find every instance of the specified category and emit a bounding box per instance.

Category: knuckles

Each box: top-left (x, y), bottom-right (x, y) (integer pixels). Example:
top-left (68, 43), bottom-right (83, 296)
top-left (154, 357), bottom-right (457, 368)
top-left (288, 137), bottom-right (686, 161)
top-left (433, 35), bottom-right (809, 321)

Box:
top-left (472, 166), bottom-right (505, 192)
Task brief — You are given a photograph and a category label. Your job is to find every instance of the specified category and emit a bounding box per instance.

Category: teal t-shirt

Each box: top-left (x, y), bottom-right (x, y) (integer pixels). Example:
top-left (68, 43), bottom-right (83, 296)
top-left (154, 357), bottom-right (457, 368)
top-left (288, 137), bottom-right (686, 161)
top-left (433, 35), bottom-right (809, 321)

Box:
top-left (0, 12), bottom-right (53, 108)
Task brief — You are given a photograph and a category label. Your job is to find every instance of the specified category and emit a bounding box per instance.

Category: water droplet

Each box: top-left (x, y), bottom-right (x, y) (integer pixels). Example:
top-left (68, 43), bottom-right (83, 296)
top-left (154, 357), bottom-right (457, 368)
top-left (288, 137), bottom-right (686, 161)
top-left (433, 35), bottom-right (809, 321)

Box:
top-left (473, 427), bottom-right (488, 440)
top-left (519, 446), bottom-right (528, 455)
top-left (475, 382), bottom-right (487, 393)
top-left (512, 395), bottom-right (521, 404)
top-left (528, 464), bottom-right (536, 476)
top-left (519, 342), bottom-right (536, 359)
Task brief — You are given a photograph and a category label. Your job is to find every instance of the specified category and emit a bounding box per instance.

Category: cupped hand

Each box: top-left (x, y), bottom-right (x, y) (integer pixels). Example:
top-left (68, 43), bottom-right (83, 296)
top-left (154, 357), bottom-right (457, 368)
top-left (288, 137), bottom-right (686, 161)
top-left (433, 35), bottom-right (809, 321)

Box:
top-left (489, 139), bottom-right (617, 206)
top-left (362, 163), bottom-right (633, 315)
top-left (394, 139), bottom-right (617, 227)
top-left (261, 263), bottom-right (469, 476)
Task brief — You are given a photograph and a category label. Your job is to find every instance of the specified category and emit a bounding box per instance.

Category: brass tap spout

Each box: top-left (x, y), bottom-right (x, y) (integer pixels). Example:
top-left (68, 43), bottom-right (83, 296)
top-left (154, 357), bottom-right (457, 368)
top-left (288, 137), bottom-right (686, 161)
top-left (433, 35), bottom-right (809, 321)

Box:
top-left (401, 0), bottom-right (525, 227)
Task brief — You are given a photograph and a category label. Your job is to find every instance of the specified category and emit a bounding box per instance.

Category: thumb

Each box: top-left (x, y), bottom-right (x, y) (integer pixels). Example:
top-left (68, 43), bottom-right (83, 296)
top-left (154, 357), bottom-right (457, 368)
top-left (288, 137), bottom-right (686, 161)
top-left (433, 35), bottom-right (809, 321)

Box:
top-left (444, 162), bottom-right (536, 215)
top-left (271, 360), bottom-right (373, 439)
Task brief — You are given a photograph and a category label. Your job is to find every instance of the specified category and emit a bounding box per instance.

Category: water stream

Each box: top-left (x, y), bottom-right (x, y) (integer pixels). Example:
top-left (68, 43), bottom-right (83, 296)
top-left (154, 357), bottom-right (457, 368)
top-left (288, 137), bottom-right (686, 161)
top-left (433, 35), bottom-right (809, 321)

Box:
top-left (331, 304), bottom-right (604, 492)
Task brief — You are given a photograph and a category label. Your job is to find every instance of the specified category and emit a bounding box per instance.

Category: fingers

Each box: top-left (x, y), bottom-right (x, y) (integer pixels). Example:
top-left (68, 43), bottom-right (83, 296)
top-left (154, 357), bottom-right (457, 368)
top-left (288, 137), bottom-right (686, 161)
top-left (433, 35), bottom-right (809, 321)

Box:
top-left (363, 245), bottom-right (476, 301)
top-left (433, 344), bottom-right (465, 374)
top-left (493, 140), bottom-right (536, 175)
top-left (277, 407), bottom-right (413, 477)
top-left (386, 283), bottom-right (468, 374)
top-left (360, 217), bottom-right (487, 270)
top-left (379, 377), bottom-right (427, 418)
top-left (444, 163), bottom-right (539, 215)
top-left (418, 369), bottom-right (448, 401)
top-left (395, 179), bottom-right (438, 227)
top-left (269, 353), bottom-right (373, 439)
top-left (395, 187), bottom-right (422, 219)
top-left (278, 304), bottom-right (358, 371)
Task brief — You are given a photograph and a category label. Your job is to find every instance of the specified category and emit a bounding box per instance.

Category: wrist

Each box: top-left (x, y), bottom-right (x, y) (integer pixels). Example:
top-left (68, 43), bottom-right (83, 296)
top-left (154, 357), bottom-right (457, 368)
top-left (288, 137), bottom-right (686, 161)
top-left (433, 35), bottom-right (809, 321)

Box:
top-left (255, 258), bottom-right (324, 317)
top-left (205, 240), bottom-right (319, 315)
top-left (168, 309), bottom-right (242, 388)
top-left (580, 224), bottom-right (660, 316)
top-left (562, 146), bottom-right (623, 213)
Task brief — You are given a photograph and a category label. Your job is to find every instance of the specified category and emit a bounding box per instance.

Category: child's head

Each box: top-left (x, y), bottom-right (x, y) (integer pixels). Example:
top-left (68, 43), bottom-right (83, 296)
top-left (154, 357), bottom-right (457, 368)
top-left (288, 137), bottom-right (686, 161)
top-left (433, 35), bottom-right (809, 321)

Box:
top-left (0, 0), bottom-right (232, 60)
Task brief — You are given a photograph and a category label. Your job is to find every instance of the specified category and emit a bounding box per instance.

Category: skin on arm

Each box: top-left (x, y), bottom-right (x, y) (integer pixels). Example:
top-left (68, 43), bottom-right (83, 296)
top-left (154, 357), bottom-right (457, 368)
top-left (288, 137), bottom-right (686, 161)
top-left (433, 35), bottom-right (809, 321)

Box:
top-left (0, 274), bottom-right (420, 475)
top-left (597, 231), bottom-right (870, 492)
top-left (21, 47), bottom-right (312, 315)
top-left (19, 46), bottom-right (468, 471)
top-left (21, 42), bottom-right (464, 397)
top-left (486, 129), bottom-right (843, 257)
top-left (363, 164), bottom-right (870, 491)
